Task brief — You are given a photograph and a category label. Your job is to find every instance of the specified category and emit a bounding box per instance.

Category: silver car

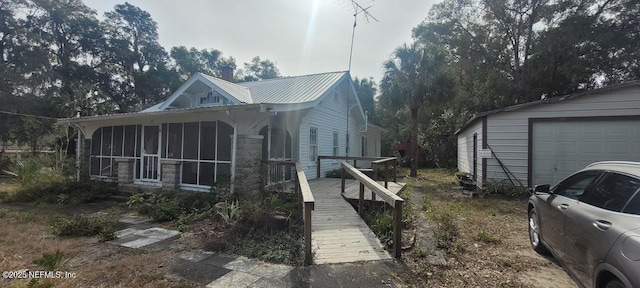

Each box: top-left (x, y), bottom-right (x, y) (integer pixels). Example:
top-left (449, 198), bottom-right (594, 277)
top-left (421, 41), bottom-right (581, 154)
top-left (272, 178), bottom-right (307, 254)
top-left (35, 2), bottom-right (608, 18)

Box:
top-left (528, 161), bottom-right (640, 288)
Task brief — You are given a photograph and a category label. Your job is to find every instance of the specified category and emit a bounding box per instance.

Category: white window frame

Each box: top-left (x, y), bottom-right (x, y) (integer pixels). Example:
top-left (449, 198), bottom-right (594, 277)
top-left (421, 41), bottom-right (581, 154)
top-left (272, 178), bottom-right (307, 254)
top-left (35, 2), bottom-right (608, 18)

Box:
top-left (309, 127), bottom-right (318, 164)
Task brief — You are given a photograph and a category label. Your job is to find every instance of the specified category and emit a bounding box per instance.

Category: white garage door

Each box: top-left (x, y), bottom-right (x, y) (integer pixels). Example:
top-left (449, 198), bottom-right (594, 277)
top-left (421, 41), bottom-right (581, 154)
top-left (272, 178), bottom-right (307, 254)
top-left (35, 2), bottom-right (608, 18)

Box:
top-left (531, 119), bottom-right (640, 186)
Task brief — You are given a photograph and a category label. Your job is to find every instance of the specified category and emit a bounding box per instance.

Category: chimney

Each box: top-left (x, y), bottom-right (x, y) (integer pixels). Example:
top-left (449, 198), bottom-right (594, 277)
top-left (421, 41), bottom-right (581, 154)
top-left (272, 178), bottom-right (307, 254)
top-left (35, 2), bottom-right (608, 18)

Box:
top-left (221, 66), bottom-right (234, 82)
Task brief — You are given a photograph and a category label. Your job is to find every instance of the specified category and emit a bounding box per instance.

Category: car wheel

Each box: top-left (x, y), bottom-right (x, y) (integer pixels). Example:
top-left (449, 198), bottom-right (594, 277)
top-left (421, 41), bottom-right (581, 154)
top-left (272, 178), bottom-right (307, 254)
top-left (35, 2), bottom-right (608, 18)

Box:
top-left (605, 279), bottom-right (626, 288)
top-left (528, 209), bottom-right (550, 255)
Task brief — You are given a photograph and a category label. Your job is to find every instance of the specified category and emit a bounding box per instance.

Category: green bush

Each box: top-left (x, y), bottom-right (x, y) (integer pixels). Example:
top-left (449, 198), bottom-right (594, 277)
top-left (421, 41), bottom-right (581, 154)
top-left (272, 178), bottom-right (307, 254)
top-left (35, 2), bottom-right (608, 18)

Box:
top-left (482, 180), bottom-right (531, 199)
top-left (3, 159), bottom-right (40, 186)
top-left (11, 180), bottom-right (117, 204)
top-left (127, 190), bottom-right (218, 222)
top-left (33, 250), bottom-right (63, 270)
top-left (51, 214), bottom-right (118, 241)
top-left (325, 168), bottom-right (354, 179)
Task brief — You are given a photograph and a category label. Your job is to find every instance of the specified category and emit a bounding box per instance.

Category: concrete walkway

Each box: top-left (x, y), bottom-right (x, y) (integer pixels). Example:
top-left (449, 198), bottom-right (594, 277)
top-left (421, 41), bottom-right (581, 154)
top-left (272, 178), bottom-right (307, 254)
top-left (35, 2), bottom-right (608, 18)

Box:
top-left (108, 214), bottom-right (404, 287)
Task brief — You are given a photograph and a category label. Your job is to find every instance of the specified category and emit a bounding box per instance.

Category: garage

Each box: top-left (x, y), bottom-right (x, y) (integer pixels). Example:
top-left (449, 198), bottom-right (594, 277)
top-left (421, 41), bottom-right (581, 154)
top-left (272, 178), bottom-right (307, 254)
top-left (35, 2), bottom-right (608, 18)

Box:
top-left (531, 118), bottom-right (640, 186)
top-left (456, 80), bottom-right (640, 189)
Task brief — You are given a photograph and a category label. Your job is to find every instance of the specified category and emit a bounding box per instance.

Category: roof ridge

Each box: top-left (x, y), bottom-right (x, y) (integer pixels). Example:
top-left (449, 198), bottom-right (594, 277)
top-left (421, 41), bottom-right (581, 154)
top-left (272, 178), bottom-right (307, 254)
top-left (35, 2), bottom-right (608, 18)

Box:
top-left (238, 71), bottom-right (349, 85)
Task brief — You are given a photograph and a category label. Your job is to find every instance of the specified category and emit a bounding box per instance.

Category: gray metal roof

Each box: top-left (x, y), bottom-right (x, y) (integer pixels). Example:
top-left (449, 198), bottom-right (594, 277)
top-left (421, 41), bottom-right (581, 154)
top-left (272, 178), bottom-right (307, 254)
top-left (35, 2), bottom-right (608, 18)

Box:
top-left (200, 73), bottom-right (253, 104)
top-left (239, 71), bottom-right (348, 104)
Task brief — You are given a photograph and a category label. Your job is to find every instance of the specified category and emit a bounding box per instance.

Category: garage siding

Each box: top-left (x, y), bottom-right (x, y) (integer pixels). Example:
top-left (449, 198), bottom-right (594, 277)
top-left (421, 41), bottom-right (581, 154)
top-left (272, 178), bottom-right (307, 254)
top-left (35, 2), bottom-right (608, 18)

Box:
top-left (485, 85), bottom-right (640, 187)
top-left (457, 120), bottom-right (483, 188)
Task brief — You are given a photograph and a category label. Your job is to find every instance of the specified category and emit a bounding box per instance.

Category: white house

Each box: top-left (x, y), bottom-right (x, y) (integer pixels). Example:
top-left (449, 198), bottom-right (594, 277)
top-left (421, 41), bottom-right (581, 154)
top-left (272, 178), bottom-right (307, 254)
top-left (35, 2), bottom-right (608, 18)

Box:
top-left (59, 71), bottom-right (383, 192)
top-left (456, 80), bottom-right (640, 190)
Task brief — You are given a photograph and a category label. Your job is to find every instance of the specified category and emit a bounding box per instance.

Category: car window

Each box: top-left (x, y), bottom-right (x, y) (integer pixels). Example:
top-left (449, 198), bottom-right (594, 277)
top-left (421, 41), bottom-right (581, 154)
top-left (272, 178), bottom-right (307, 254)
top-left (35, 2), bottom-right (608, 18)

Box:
top-left (623, 191), bottom-right (640, 215)
top-left (553, 170), bottom-right (602, 200)
top-left (583, 173), bottom-right (640, 212)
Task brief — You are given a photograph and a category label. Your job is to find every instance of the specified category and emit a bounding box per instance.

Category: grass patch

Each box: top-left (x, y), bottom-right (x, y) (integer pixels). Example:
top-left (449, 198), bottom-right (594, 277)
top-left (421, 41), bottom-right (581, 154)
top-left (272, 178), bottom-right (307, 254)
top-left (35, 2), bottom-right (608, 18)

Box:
top-left (474, 230), bottom-right (500, 244)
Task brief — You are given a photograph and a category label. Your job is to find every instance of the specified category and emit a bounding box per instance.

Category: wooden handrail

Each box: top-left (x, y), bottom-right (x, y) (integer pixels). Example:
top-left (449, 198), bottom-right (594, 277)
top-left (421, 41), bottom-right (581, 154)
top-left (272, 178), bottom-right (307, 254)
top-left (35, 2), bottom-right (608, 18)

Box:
top-left (261, 160), bottom-right (315, 265)
top-left (316, 155), bottom-right (396, 179)
top-left (340, 161), bottom-right (404, 258)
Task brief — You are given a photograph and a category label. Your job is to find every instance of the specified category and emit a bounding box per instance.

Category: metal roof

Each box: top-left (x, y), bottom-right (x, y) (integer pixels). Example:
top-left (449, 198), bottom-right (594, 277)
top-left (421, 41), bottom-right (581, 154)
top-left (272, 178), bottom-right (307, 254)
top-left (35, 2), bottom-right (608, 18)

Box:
top-left (240, 71), bottom-right (347, 104)
top-left (455, 80), bottom-right (640, 135)
top-left (200, 73), bottom-right (253, 104)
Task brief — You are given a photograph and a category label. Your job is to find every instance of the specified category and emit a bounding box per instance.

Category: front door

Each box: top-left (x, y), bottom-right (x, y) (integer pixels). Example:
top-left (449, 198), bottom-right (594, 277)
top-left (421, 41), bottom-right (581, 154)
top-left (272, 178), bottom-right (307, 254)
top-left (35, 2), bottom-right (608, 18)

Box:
top-left (141, 125), bottom-right (160, 181)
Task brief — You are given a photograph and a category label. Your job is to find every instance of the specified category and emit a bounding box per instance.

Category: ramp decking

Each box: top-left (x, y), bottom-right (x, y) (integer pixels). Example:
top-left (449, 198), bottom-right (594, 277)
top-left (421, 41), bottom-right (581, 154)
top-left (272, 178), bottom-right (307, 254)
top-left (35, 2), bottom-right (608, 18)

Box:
top-left (308, 178), bottom-right (405, 264)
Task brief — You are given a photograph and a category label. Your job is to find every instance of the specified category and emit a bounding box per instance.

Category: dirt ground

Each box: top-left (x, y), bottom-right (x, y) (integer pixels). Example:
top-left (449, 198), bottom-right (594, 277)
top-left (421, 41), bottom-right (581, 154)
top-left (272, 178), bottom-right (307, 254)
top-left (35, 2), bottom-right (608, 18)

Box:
top-left (399, 170), bottom-right (577, 288)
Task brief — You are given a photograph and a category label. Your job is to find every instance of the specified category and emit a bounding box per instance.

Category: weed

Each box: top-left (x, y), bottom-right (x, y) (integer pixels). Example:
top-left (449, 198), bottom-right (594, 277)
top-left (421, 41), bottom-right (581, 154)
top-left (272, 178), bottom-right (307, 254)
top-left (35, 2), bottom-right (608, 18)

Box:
top-left (432, 212), bottom-right (458, 251)
top-left (127, 190), bottom-right (217, 222)
top-left (216, 200), bottom-right (242, 226)
top-left (33, 250), bottom-right (63, 270)
top-left (0, 208), bottom-right (6, 218)
top-left (474, 230), bottom-right (500, 244)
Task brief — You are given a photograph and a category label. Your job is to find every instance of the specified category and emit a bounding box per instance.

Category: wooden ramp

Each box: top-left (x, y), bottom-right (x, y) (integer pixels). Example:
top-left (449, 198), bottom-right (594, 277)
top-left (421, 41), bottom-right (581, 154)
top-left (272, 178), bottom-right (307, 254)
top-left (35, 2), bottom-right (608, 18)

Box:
top-left (309, 178), bottom-right (392, 264)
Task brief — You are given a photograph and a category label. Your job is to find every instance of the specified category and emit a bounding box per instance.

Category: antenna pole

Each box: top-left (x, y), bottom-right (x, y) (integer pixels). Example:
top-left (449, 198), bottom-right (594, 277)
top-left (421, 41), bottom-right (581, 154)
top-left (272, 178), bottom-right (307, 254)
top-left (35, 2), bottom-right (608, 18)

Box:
top-left (348, 14), bottom-right (357, 71)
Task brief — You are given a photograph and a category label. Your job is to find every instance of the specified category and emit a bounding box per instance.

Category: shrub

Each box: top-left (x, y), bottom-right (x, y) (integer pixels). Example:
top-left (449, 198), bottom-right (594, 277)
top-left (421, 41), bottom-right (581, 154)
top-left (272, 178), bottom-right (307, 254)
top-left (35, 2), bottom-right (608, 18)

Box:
top-left (51, 215), bottom-right (118, 241)
top-left (482, 180), bottom-right (531, 199)
top-left (127, 190), bottom-right (218, 222)
top-left (325, 168), bottom-right (354, 179)
top-left (3, 159), bottom-right (41, 186)
top-left (6, 180), bottom-right (116, 204)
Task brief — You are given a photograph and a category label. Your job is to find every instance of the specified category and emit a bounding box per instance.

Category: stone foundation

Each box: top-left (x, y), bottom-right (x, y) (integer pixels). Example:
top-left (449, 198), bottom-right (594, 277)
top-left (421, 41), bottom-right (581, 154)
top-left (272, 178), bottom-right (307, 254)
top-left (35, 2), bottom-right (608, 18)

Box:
top-left (234, 135), bottom-right (263, 195)
top-left (115, 158), bottom-right (134, 184)
top-left (161, 160), bottom-right (181, 190)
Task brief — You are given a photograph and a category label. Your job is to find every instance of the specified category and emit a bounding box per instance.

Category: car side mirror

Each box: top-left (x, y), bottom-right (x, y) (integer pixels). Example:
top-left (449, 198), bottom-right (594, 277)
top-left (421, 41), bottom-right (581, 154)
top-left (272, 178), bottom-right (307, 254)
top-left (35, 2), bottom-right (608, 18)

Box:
top-left (534, 184), bottom-right (550, 193)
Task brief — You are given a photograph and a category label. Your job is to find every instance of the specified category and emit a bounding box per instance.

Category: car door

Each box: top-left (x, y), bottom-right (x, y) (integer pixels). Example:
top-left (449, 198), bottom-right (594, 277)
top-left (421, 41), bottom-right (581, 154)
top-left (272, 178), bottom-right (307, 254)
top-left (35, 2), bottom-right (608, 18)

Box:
top-left (537, 170), bottom-right (603, 260)
top-left (563, 172), bottom-right (640, 288)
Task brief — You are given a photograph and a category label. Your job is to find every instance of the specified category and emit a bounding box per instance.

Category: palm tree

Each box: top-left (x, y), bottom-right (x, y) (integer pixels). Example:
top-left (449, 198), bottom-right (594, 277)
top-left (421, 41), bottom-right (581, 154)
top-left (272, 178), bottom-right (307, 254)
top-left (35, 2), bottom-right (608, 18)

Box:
top-left (380, 42), bottom-right (452, 177)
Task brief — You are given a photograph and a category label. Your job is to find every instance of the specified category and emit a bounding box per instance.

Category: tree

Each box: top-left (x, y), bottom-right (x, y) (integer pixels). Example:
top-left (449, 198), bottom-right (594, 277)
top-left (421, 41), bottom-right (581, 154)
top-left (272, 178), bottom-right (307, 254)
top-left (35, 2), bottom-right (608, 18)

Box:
top-left (101, 2), bottom-right (177, 111)
top-left (353, 77), bottom-right (377, 123)
top-left (380, 42), bottom-right (453, 176)
top-left (170, 46), bottom-right (221, 80)
top-left (26, 0), bottom-right (105, 117)
top-left (241, 56), bottom-right (280, 81)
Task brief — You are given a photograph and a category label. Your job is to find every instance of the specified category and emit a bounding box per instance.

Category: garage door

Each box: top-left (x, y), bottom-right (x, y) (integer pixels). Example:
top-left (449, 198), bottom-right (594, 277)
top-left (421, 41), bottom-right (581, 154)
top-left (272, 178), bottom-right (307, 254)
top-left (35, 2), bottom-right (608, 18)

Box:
top-left (531, 119), bottom-right (640, 186)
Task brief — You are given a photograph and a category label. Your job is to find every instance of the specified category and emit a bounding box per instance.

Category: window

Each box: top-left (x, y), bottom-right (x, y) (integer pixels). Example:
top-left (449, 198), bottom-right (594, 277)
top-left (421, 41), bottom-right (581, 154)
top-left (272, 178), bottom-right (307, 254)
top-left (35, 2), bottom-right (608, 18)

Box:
top-left (309, 127), bottom-right (318, 163)
top-left (361, 136), bottom-right (368, 157)
top-left (333, 131), bottom-right (339, 157)
top-left (200, 91), bottom-right (222, 104)
top-left (553, 170), bottom-right (602, 200)
top-left (583, 173), bottom-right (640, 212)
top-left (624, 191), bottom-right (640, 215)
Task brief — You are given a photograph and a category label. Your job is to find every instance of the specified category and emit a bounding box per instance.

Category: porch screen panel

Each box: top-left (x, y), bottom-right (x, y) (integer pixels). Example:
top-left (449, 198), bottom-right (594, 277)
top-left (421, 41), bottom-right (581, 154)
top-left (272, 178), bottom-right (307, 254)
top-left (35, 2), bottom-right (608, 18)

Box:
top-left (113, 126), bottom-right (124, 156)
top-left (183, 122), bottom-right (198, 159)
top-left (167, 123), bottom-right (182, 159)
top-left (182, 162), bottom-right (197, 184)
top-left (218, 122), bottom-right (233, 161)
top-left (161, 124), bottom-right (167, 158)
top-left (124, 125), bottom-right (136, 157)
top-left (199, 163), bottom-right (215, 186)
top-left (200, 121), bottom-right (216, 160)
top-left (91, 128), bottom-right (101, 156)
top-left (102, 126), bottom-right (112, 157)
top-left (135, 125), bottom-right (141, 157)
top-left (217, 163), bottom-right (231, 180)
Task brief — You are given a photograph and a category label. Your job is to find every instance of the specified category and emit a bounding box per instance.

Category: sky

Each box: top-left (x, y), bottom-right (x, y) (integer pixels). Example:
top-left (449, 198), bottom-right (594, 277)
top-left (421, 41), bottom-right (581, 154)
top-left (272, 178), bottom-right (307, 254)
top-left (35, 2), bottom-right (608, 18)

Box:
top-left (83, 0), bottom-right (440, 84)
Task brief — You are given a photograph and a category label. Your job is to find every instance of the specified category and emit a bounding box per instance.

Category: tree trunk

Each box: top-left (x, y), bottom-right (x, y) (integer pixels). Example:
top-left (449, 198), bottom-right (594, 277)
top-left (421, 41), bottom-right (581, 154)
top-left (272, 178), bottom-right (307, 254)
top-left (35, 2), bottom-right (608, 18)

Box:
top-left (410, 107), bottom-right (419, 177)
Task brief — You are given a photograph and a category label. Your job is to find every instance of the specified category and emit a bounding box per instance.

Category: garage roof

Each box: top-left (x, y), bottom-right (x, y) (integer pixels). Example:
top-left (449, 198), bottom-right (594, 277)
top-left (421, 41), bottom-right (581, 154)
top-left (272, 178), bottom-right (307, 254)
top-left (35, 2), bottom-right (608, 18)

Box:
top-left (455, 80), bottom-right (640, 135)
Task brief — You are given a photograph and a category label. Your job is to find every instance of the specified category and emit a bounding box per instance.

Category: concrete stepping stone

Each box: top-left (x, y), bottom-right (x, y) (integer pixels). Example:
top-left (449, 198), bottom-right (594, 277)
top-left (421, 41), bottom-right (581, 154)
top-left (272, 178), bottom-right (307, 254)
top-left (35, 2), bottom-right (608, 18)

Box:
top-left (206, 270), bottom-right (261, 288)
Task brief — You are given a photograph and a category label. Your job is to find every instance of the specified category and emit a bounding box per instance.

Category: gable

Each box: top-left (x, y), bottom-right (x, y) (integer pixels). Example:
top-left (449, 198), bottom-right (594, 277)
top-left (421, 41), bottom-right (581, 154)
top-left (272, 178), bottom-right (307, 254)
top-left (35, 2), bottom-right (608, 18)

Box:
top-left (157, 73), bottom-right (252, 111)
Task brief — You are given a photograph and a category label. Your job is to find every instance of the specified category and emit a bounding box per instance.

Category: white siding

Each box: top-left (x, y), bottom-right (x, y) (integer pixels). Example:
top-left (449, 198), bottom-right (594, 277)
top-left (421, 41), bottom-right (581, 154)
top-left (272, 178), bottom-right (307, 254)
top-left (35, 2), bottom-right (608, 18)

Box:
top-left (299, 81), bottom-right (367, 179)
top-left (486, 86), bottom-right (640, 187)
top-left (457, 120), bottom-right (483, 187)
